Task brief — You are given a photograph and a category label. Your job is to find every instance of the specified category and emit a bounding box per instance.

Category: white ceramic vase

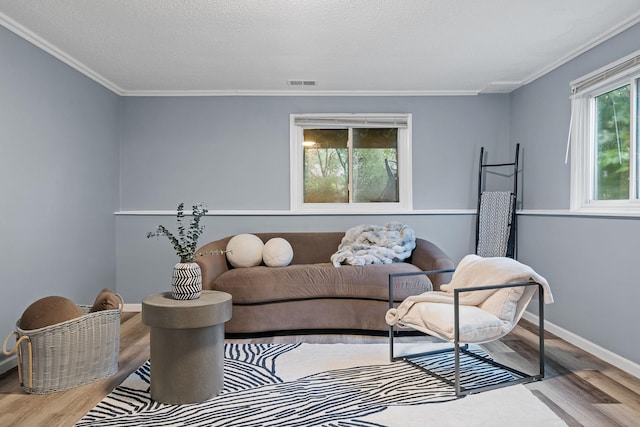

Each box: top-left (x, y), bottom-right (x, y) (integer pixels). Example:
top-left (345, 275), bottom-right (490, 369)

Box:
top-left (171, 262), bottom-right (202, 300)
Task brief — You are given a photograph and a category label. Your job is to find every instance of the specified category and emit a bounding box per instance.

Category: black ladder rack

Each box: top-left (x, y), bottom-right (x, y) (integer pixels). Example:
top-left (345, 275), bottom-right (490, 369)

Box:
top-left (475, 143), bottom-right (520, 258)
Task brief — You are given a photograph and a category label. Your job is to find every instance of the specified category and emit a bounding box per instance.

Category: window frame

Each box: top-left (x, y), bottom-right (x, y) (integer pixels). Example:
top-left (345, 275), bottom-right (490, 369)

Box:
top-left (570, 54), bottom-right (640, 215)
top-left (290, 113), bottom-right (413, 213)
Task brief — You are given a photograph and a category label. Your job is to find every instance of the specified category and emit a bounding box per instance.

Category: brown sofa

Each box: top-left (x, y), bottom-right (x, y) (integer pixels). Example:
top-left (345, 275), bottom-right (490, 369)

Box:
top-left (195, 232), bottom-right (454, 336)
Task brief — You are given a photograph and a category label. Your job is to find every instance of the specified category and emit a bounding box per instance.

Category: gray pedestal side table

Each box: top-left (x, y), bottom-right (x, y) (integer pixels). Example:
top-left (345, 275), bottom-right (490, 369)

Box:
top-left (142, 290), bottom-right (232, 404)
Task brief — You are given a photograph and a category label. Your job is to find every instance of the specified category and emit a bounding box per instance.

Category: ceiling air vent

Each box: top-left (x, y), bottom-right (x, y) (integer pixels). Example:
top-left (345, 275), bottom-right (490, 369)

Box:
top-left (287, 80), bottom-right (317, 87)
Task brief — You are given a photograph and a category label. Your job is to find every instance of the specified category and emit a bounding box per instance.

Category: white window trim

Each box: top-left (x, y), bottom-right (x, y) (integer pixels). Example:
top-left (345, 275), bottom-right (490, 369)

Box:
top-left (290, 113), bottom-right (413, 213)
top-left (569, 50), bottom-right (640, 215)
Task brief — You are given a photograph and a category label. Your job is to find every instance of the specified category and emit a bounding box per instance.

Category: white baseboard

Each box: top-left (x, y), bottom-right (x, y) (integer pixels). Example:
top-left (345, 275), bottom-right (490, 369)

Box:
top-left (523, 312), bottom-right (640, 379)
top-left (123, 303), bottom-right (142, 312)
top-left (0, 356), bottom-right (17, 376)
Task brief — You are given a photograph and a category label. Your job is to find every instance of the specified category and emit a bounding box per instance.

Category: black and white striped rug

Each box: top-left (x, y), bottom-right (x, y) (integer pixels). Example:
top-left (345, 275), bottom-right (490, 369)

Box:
top-left (76, 343), bottom-right (564, 427)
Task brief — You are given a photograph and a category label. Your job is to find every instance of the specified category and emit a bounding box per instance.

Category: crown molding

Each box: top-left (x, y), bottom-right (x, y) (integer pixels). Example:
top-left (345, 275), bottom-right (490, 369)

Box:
top-left (0, 12), bottom-right (480, 98)
top-left (522, 12), bottom-right (640, 86)
top-left (118, 89), bottom-right (480, 97)
top-left (0, 11), bottom-right (495, 98)
top-left (4, 9), bottom-right (640, 97)
top-left (0, 12), bottom-right (125, 95)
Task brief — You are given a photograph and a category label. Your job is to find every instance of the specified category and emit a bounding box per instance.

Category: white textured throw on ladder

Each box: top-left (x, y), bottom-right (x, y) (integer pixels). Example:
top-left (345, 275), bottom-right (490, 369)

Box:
top-left (477, 191), bottom-right (513, 257)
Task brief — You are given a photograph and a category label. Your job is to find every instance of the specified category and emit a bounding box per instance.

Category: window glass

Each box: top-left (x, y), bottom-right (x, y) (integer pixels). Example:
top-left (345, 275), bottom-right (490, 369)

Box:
top-left (352, 128), bottom-right (398, 203)
top-left (594, 85), bottom-right (630, 200)
top-left (303, 129), bottom-right (348, 203)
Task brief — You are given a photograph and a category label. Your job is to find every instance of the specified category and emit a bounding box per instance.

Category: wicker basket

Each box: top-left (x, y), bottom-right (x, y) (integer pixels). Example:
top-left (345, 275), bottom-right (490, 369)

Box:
top-left (3, 303), bottom-right (121, 394)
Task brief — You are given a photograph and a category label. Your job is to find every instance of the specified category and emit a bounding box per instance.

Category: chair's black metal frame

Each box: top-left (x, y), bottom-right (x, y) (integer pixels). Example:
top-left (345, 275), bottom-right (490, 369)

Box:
top-left (476, 143), bottom-right (520, 259)
top-left (388, 269), bottom-right (545, 397)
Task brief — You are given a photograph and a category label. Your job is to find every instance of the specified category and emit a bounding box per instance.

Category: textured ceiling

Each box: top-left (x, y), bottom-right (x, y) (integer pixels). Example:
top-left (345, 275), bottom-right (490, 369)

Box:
top-left (1, 0), bottom-right (640, 95)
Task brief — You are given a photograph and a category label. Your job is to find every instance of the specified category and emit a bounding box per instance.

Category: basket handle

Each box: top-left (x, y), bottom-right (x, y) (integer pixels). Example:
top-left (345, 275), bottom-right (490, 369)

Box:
top-left (2, 331), bottom-right (19, 356)
top-left (115, 293), bottom-right (124, 310)
top-left (3, 331), bottom-right (33, 389)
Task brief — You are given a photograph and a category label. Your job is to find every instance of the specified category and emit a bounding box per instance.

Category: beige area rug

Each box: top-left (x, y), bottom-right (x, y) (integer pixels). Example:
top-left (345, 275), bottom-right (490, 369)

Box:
top-left (76, 342), bottom-right (566, 427)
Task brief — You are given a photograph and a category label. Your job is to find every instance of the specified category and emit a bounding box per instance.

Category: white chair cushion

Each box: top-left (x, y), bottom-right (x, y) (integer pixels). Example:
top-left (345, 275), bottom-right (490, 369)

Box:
top-left (398, 302), bottom-right (511, 344)
top-left (479, 286), bottom-right (525, 323)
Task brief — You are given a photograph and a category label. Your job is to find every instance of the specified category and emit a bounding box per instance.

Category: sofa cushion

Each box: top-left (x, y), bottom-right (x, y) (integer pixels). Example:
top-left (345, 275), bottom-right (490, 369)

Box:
top-left (213, 262), bottom-right (432, 304)
top-left (252, 232), bottom-right (345, 265)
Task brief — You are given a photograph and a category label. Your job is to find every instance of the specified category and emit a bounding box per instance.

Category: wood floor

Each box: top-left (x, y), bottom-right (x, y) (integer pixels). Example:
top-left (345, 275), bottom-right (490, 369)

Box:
top-left (0, 312), bottom-right (639, 427)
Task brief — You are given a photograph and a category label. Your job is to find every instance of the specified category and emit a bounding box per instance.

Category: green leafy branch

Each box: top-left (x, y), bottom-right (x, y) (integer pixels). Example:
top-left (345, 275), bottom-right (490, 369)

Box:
top-left (147, 202), bottom-right (223, 263)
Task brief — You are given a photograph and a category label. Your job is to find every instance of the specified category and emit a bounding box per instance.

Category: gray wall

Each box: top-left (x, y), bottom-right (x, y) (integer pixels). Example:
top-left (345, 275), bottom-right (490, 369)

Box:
top-left (510, 23), bottom-right (640, 364)
top-left (3, 14), bottom-right (639, 372)
top-left (116, 94), bottom-right (511, 302)
top-left (119, 95), bottom-right (510, 210)
top-left (518, 215), bottom-right (640, 363)
top-left (0, 27), bottom-right (119, 367)
top-left (117, 22), bottom-right (640, 367)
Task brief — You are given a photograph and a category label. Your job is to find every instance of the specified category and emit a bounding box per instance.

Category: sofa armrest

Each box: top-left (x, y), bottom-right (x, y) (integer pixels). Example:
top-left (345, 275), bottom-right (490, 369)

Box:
top-left (195, 239), bottom-right (231, 290)
top-left (409, 238), bottom-right (455, 290)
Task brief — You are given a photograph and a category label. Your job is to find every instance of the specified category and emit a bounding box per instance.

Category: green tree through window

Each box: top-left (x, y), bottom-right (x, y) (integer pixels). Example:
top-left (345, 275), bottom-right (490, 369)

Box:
top-left (303, 128), bottom-right (398, 203)
top-left (594, 85), bottom-right (630, 200)
top-left (303, 129), bottom-right (349, 203)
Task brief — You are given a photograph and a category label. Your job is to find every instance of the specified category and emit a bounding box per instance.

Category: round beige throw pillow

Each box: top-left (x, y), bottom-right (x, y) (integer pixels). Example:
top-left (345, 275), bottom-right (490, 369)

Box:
top-left (226, 234), bottom-right (264, 268)
top-left (263, 237), bottom-right (294, 267)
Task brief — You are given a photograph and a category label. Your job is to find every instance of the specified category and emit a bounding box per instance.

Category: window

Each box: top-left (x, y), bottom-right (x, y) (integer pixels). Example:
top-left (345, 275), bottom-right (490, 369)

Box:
top-left (290, 113), bottom-right (412, 212)
top-left (569, 51), bottom-right (640, 214)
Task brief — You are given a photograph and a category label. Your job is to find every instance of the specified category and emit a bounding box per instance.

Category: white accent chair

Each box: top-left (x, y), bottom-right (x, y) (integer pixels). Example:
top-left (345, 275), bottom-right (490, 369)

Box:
top-left (385, 254), bottom-right (554, 397)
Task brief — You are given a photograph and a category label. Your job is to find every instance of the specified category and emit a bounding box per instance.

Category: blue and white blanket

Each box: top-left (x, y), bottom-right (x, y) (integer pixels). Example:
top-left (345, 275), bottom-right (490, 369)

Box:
top-left (331, 222), bottom-right (416, 267)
